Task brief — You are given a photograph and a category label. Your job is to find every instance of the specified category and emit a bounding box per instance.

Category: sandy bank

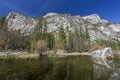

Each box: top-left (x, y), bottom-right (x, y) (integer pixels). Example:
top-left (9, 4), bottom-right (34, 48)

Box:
top-left (0, 51), bottom-right (91, 59)
top-left (0, 49), bottom-right (119, 59)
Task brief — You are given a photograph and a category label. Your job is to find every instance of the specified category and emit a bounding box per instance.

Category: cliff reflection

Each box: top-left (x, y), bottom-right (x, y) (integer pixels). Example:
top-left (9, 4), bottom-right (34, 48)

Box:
top-left (0, 56), bottom-right (120, 80)
top-left (93, 57), bottom-right (120, 80)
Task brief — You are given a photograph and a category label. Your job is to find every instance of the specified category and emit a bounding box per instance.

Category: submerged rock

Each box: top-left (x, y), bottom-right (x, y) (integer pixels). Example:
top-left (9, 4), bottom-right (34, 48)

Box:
top-left (92, 47), bottom-right (113, 58)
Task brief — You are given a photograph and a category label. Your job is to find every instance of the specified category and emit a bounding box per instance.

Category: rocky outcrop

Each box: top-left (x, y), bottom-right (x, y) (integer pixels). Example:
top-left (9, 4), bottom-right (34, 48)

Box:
top-left (6, 12), bottom-right (37, 35)
top-left (43, 13), bottom-right (120, 42)
top-left (4, 12), bottom-right (120, 41)
top-left (92, 47), bottom-right (113, 58)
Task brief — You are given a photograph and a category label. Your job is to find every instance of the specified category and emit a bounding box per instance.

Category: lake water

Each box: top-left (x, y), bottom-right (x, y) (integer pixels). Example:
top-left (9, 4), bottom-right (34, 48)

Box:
top-left (0, 56), bottom-right (120, 80)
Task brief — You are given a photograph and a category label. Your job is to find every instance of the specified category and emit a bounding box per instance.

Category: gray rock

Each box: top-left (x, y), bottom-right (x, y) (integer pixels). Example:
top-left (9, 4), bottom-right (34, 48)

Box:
top-left (43, 13), bottom-right (120, 42)
top-left (92, 47), bottom-right (113, 58)
top-left (6, 12), bottom-right (37, 35)
top-left (5, 12), bottom-right (120, 41)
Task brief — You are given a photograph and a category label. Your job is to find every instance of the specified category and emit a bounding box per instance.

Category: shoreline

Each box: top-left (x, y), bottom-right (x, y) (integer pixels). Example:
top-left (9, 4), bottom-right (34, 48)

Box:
top-left (57, 52), bottom-right (91, 57)
top-left (0, 50), bottom-right (119, 59)
top-left (0, 51), bottom-right (91, 59)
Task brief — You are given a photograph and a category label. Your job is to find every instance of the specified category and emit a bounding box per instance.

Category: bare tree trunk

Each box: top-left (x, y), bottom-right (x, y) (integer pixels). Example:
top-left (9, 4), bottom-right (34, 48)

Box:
top-left (38, 49), bottom-right (43, 58)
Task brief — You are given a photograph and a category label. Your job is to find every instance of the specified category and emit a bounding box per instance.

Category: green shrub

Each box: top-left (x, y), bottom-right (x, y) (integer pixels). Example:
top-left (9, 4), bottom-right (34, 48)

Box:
top-left (0, 16), bottom-right (7, 31)
top-left (47, 53), bottom-right (59, 58)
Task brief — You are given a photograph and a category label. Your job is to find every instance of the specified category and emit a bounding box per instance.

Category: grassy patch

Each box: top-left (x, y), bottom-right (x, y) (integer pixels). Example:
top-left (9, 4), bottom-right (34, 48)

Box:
top-left (47, 53), bottom-right (59, 58)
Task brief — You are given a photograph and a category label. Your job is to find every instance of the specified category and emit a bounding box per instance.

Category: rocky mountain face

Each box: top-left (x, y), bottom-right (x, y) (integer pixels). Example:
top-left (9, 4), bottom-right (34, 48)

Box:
top-left (6, 12), bottom-right (37, 35)
top-left (5, 12), bottom-right (120, 42)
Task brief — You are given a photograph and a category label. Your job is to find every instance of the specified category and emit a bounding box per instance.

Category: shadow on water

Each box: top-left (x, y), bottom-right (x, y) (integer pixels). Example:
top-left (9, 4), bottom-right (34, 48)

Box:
top-left (0, 56), bottom-right (120, 80)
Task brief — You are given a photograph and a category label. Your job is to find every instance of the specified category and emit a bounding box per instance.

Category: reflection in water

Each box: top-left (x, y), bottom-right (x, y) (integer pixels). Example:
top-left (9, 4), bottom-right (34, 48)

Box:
top-left (93, 57), bottom-right (120, 80)
top-left (0, 56), bottom-right (94, 80)
top-left (0, 56), bottom-right (120, 80)
top-left (93, 58), bottom-right (114, 68)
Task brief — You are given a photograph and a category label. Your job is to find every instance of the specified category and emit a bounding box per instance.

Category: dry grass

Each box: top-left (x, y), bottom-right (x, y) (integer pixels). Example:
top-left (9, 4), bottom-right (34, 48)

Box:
top-left (16, 53), bottom-right (39, 59)
top-left (0, 52), bottom-right (39, 59)
top-left (0, 50), bottom-right (92, 59)
top-left (56, 49), bottom-right (91, 57)
top-left (90, 41), bottom-right (106, 51)
top-left (1, 49), bottom-right (119, 59)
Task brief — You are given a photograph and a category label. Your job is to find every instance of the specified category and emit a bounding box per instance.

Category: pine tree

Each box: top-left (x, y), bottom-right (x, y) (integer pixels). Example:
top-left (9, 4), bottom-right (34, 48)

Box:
top-left (74, 29), bottom-right (81, 52)
top-left (65, 27), bottom-right (74, 52)
top-left (85, 26), bottom-right (90, 48)
top-left (59, 24), bottom-right (66, 49)
top-left (33, 17), bottom-right (44, 40)
top-left (0, 16), bottom-right (7, 31)
top-left (43, 32), bottom-right (54, 50)
top-left (0, 16), bottom-right (6, 27)
top-left (28, 17), bottom-right (44, 52)
top-left (79, 26), bottom-right (85, 52)
top-left (68, 30), bottom-right (74, 52)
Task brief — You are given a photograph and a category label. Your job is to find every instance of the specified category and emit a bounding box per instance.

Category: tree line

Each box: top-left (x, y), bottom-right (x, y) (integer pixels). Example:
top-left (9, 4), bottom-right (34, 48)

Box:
top-left (0, 16), bottom-right (120, 56)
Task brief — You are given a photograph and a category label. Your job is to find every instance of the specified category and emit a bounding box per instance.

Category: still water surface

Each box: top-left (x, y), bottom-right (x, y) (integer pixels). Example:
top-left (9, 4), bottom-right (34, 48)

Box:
top-left (0, 56), bottom-right (119, 80)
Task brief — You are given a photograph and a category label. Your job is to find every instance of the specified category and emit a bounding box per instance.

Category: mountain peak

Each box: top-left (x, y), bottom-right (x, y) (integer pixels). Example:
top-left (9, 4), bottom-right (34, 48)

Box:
top-left (8, 12), bottom-right (20, 14)
top-left (6, 12), bottom-right (23, 20)
top-left (6, 11), bottom-right (37, 35)
top-left (43, 12), bottom-right (58, 18)
top-left (7, 12), bottom-right (22, 16)
top-left (89, 14), bottom-right (100, 18)
top-left (82, 14), bottom-right (100, 20)
top-left (1, 11), bottom-right (120, 42)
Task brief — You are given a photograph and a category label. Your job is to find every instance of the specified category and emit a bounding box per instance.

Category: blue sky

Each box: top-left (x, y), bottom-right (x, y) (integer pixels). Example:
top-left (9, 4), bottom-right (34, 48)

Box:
top-left (0, 0), bottom-right (120, 22)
